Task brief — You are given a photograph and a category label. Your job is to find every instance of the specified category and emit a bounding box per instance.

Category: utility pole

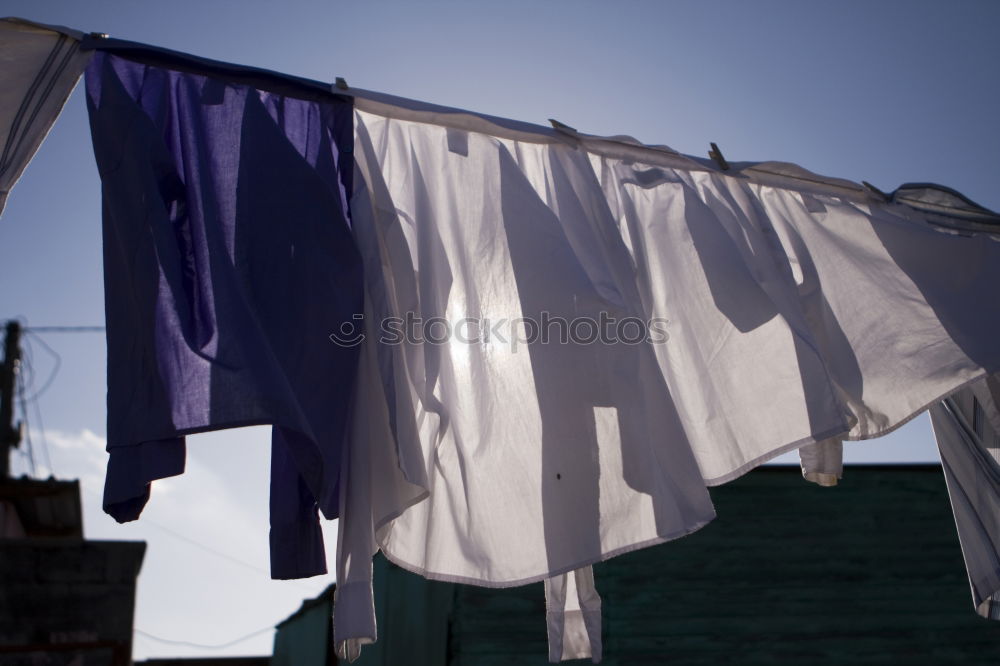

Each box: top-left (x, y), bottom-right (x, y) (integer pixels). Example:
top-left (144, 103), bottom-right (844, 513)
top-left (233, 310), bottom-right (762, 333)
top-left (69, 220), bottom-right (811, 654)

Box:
top-left (1, 320), bottom-right (22, 479)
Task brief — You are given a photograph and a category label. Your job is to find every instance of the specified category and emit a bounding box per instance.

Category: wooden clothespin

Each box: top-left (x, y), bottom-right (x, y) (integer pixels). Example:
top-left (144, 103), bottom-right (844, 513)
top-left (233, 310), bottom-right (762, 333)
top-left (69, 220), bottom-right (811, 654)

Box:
top-left (548, 118), bottom-right (578, 134)
top-left (334, 77), bottom-right (349, 91)
top-left (862, 181), bottom-right (890, 202)
top-left (708, 142), bottom-right (730, 171)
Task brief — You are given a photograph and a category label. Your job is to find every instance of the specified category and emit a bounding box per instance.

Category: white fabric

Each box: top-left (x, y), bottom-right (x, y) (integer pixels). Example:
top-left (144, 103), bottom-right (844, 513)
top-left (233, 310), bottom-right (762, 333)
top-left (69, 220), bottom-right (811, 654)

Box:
top-left (0, 18), bottom-right (90, 215)
top-left (593, 157), bottom-right (850, 482)
top-left (798, 438), bottom-right (844, 487)
top-left (971, 375), bottom-right (1000, 435)
top-left (351, 107), bottom-right (720, 587)
top-left (334, 295), bottom-right (427, 661)
top-left (545, 566), bottom-right (602, 663)
top-left (933, 377), bottom-right (1000, 620)
top-left (588, 149), bottom-right (1000, 483)
top-left (334, 100), bottom-right (1000, 659)
top-left (336, 108), bottom-right (721, 658)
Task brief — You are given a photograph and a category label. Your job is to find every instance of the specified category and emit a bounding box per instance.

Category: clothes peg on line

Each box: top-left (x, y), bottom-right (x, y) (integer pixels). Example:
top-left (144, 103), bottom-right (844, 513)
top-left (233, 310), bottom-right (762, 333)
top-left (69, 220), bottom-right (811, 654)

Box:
top-left (549, 118), bottom-right (577, 134)
top-left (708, 142), bottom-right (729, 171)
top-left (862, 181), bottom-right (890, 202)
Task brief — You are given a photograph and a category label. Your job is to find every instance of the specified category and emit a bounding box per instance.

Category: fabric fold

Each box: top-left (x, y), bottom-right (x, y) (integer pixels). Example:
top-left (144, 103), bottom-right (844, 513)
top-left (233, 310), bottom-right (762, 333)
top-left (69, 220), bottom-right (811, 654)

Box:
top-left (545, 566), bottom-right (603, 663)
top-left (338, 108), bottom-right (718, 660)
top-left (333, 296), bottom-right (428, 659)
top-left (0, 18), bottom-right (92, 216)
top-left (932, 376), bottom-right (1000, 620)
top-left (103, 437), bottom-right (186, 521)
top-left (593, 151), bottom-right (1000, 484)
top-left (798, 438), bottom-right (844, 487)
top-left (348, 108), bottom-right (718, 587)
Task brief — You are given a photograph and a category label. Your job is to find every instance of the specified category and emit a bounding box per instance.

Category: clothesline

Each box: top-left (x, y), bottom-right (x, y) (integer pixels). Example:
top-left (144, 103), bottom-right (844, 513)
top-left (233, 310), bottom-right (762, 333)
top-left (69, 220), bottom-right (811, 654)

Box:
top-left (6, 17), bottom-right (999, 221)
top-left (3, 16), bottom-right (1000, 665)
top-left (76, 31), bottom-right (905, 206)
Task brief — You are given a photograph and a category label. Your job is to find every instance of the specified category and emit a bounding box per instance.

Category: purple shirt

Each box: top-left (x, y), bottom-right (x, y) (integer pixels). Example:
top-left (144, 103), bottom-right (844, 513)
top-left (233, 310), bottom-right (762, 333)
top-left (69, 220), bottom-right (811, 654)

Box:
top-left (85, 48), bottom-right (361, 579)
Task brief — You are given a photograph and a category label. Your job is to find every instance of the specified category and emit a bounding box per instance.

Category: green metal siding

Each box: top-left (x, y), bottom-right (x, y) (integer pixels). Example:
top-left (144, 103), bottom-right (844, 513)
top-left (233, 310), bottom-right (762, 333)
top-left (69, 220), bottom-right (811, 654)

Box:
top-left (352, 553), bottom-right (454, 666)
top-left (375, 465), bottom-right (1000, 664)
top-left (271, 586), bottom-right (334, 666)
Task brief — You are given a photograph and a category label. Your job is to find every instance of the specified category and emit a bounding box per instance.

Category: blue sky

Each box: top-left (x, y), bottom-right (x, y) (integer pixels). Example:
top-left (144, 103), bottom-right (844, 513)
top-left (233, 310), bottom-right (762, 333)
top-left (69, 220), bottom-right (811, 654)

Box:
top-left (1, 0), bottom-right (998, 659)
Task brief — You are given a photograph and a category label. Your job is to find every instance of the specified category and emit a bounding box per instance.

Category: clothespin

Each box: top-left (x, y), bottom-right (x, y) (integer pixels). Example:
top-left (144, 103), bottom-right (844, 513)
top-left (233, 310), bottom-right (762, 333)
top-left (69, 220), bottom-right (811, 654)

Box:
top-left (89, 32), bottom-right (109, 39)
top-left (862, 181), bottom-right (890, 202)
top-left (548, 118), bottom-right (578, 134)
top-left (708, 142), bottom-right (730, 171)
top-left (334, 77), bottom-right (349, 91)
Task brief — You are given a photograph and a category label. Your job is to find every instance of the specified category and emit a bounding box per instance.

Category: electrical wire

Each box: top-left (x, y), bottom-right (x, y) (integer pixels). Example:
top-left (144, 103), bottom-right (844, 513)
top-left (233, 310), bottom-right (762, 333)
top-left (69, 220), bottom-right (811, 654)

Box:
top-left (6, 321), bottom-right (314, 587)
top-left (134, 625), bottom-right (275, 650)
top-left (77, 488), bottom-right (271, 576)
top-left (7, 319), bottom-right (325, 648)
top-left (15, 366), bottom-right (36, 476)
top-left (19, 333), bottom-right (56, 474)
top-left (22, 330), bottom-right (62, 403)
top-left (9, 322), bottom-right (333, 578)
top-left (2, 319), bottom-right (103, 475)
top-left (12, 331), bottom-right (54, 475)
top-left (26, 325), bottom-right (106, 333)
top-left (29, 375), bottom-right (53, 475)
top-left (78, 486), bottom-right (320, 592)
top-left (141, 517), bottom-right (278, 579)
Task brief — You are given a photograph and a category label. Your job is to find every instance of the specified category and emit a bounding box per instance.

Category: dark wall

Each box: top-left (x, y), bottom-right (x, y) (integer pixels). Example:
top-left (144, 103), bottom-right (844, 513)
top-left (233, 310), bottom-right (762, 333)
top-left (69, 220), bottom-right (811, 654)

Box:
top-left (377, 465), bottom-right (1000, 665)
top-left (0, 539), bottom-right (145, 666)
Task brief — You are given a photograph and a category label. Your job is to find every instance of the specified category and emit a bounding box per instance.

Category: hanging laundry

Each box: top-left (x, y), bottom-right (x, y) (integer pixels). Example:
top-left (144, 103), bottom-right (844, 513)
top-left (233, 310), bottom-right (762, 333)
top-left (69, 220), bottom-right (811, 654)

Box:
top-left (66, 31), bottom-right (1000, 665)
top-left (591, 149), bottom-right (1000, 483)
top-left (932, 374), bottom-right (1000, 620)
top-left (337, 99), bottom-right (1000, 661)
top-left (798, 438), bottom-right (844, 487)
top-left (767, 182), bottom-right (1000, 487)
top-left (545, 567), bottom-right (603, 662)
top-left (84, 49), bottom-right (362, 579)
top-left (335, 108), bottom-right (718, 662)
top-left (0, 18), bottom-right (92, 216)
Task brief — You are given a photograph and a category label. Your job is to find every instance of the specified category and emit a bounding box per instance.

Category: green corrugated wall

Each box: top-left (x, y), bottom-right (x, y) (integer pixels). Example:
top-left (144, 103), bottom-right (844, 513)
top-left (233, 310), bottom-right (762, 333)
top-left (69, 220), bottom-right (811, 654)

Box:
top-left (370, 465), bottom-right (1000, 664)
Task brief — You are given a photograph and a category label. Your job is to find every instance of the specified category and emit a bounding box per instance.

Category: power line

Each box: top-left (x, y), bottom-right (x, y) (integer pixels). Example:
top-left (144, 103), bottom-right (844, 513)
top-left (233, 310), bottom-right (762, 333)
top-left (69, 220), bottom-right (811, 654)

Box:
top-left (26, 325), bottom-right (105, 333)
top-left (141, 517), bottom-right (278, 579)
top-left (15, 368), bottom-right (36, 476)
top-left (16, 334), bottom-right (54, 475)
top-left (78, 486), bottom-right (319, 591)
top-left (28, 386), bottom-right (52, 475)
top-left (78, 487), bottom-right (271, 577)
top-left (22, 330), bottom-right (62, 403)
top-left (134, 624), bottom-right (275, 650)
